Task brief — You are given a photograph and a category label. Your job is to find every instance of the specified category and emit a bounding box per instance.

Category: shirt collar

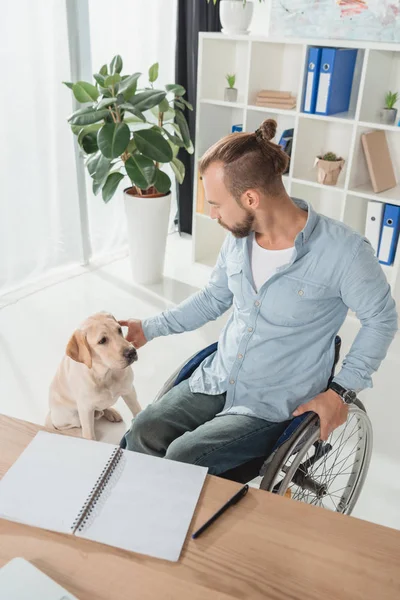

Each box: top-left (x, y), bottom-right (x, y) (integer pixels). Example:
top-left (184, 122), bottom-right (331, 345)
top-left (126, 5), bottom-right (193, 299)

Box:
top-left (291, 197), bottom-right (319, 245)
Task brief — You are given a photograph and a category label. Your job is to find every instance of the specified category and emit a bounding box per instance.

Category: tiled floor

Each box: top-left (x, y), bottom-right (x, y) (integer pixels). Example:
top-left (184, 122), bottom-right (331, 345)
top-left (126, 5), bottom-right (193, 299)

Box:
top-left (1, 233), bottom-right (399, 530)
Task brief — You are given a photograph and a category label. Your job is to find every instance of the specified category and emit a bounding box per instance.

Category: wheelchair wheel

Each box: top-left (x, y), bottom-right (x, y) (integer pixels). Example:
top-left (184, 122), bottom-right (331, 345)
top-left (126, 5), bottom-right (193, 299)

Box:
top-left (260, 399), bottom-right (373, 515)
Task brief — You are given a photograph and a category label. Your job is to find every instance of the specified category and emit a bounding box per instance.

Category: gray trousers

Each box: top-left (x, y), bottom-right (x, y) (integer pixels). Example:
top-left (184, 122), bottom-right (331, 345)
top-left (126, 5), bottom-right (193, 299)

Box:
top-left (124, 380), bottom-right (289, 475)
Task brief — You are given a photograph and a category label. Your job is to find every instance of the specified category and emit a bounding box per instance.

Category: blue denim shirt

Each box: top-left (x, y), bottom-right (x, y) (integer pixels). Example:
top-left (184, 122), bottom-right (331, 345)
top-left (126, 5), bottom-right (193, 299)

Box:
top-left (143, 199), bottom-right (398, 422)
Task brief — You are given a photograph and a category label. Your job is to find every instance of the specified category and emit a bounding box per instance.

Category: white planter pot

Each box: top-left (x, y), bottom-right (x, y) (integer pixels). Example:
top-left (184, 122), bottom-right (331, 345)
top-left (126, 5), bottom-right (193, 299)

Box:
top-left (220, 0), bottom-right (254, 35)
top-left (123, 189), bottom-right (171, 285)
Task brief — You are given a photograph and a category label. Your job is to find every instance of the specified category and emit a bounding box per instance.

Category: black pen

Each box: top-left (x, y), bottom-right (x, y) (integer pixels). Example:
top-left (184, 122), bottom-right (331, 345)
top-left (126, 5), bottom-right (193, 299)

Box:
top-left (192, 484), bottom-right (249, 539)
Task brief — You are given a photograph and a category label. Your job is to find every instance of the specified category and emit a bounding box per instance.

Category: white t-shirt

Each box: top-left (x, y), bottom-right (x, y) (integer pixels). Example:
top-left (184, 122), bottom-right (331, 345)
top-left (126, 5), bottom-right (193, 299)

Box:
top-left (251, 235), bottom-right (294, 292)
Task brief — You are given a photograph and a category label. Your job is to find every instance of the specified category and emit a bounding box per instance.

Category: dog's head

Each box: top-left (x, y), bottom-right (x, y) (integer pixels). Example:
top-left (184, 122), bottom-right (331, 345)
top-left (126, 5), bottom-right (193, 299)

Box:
top-left (66, 312), bottom-right (138, 370)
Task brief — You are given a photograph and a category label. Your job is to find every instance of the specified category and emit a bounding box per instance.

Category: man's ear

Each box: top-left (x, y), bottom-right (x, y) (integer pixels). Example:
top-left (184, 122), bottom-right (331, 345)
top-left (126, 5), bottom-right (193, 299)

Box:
top-left (242, 189), bottom-right (260, 210)
top-left (66, 330), bottom-right (92, 369)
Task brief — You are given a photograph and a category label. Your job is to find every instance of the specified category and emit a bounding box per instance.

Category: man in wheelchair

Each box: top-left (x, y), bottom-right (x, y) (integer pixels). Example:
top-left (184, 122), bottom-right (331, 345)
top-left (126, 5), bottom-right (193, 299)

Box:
top-left (120, 118), bottom-right (397, 479)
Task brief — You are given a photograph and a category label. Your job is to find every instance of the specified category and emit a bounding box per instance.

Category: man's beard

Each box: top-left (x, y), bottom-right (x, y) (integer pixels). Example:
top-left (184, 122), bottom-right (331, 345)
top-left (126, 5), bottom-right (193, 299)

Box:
top-left (218, 211), bottom-right (254, 238)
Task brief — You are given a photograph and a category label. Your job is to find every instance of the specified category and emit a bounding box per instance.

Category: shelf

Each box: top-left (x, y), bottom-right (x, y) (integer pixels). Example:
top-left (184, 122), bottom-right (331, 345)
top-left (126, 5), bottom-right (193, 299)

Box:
top-left (299, 111), bottom-right (356, 125)
top-left (358, 121), bottom-right (400, 133)
top-left (349, 183), bottom-right (400, 205)
top-left (292, 177), bottom-right (344, 193)
top-left (247, 104), bottom-right (297, 116)
top-left (200, 99), bottom-right (245, 109)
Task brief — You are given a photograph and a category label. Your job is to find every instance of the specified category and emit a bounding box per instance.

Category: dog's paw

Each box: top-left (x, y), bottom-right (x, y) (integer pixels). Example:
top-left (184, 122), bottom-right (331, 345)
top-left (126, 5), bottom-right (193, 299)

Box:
top-left (103, 407), bottom-right (123, 423)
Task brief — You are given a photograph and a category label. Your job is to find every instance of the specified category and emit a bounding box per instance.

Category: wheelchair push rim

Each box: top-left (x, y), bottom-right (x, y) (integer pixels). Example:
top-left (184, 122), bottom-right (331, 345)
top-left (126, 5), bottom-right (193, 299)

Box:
top-left (262, 401), bottom-right (372, 515)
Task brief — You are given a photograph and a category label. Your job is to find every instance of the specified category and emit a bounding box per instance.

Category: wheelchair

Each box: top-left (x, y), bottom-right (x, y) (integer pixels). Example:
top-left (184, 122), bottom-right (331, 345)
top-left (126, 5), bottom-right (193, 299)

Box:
top-left (121, 335), bottom-right (373, 515)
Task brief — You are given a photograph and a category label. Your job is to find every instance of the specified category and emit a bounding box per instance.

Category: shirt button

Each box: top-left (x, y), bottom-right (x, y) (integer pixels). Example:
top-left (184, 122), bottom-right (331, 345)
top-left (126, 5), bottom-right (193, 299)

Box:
top-left (238, 354), bottom-right (243, 359)
top-left (230, 379), bottom-right (235, 384)
top-left (248, 327), bottom-right (253, 332)
top-left (298, 290), bottom-right (304, 296)
top-left (254, 301), bottom-right (260, 306)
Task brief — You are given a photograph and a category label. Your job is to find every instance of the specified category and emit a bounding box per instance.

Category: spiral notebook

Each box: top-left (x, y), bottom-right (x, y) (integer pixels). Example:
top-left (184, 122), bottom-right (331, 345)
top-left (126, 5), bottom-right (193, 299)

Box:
top-left (0, 431), bottom-right (207, 562)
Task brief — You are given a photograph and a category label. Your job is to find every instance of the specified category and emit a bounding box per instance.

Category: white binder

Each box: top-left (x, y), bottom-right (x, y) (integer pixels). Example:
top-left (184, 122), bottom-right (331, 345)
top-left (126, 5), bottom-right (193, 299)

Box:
top-left (365, 201), bottom-right (384, 256)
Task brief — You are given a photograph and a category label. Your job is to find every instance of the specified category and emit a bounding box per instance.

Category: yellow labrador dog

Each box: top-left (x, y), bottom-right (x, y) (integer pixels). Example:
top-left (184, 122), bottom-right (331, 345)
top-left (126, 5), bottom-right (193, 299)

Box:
top-left (48, 312), bottom-right (141, 440)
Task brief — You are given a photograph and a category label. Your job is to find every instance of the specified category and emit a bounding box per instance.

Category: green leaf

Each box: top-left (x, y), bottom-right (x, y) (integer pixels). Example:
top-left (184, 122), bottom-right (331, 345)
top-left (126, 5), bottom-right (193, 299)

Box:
top-left (118, 72), bottom-right (141, 99)
top-left (69, 107), bottom-right (109, 126)
top-left (86, 151), bottom-right (112, 181)
top-left (71, 124), bottom-right (82, 135)
top-left (119, 103), bottom-right (146, 122)
top-left (110, 55), bottom-right (123, 75)
top-left (99, 64), bottom-right (108, 76)
top-left (158, 98), bottom-right (170, 113)
top-left (72, 81), bottom-right (99, 103)
top-left (96, 97), bottom-right (117, 110)
top-left (127, 138), bottom-right (137, 154)
top-left (93, 73), bottom-right (106, 86)
top-left (165, 83), bottom-right (186, 97)
top-left (134, 129), bottom-right (173, 163)
top-left (162, 127), bottom-right (185, 147)
top-left (77, 123), bottom-right (103, 146)
top-left (93, 177), bottom-right (104, 196)
top-left (167, 140), bottom-right (179, 159)
top-left (171, 157), bottom-right (185, 184)
top-left (81, 132), bottom-right (99, 154)
top-left (175, 109), bottom-right (191, 148)
top-left (179, 97), bottom-right (193, 111)
top-left (174, 99), bottom-right (186, 110)
top-left (130, 90), bottom-right (167, 112)
top-left (154, 168), bottom-right (171, 194)
top-left (125, 155), bottom-right (156, 190)
top-left (62, 81), bottom-right (74, 90)
top-left (102, 172), bottom-right (124, 203)
top-left (105, 74), bottom-right (121, 88)
top-left (97, 122), bottom-right (130, 159)
top-left (148, 62), bottom-right (159, 83)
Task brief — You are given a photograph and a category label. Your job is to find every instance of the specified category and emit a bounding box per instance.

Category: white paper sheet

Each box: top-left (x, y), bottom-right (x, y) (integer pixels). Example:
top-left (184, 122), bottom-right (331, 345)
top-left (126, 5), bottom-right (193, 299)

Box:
top-left (0, 558), bottom-right (78, 600)
top-left (0, 432), bottom-right (120, 534)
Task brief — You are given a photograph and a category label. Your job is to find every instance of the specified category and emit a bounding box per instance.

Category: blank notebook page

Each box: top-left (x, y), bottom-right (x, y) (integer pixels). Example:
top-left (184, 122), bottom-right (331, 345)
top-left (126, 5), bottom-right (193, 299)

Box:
top-left (0, 431), bottom-right (115, 534)
top-left (78, 449), bottom-right (208, 561)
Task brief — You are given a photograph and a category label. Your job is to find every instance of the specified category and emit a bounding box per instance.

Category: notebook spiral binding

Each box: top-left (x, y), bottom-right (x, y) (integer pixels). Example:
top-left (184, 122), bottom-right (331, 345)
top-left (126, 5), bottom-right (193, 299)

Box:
top-left (71, 446), bottom-right (123, 534)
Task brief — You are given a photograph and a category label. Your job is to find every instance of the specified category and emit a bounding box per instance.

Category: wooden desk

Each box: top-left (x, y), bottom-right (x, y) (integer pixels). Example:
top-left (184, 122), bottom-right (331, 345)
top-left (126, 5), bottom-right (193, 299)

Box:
top-left (0, 415), bottom-right (399, 600)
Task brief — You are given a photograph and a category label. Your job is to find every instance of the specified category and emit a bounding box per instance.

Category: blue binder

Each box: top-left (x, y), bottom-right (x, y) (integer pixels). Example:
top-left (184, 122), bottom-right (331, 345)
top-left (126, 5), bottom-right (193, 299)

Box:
top-left (378, 204), bottom-right (400, 266)
top-left (302, 47), bottom-right (322, 114)
top-left (315, 48), bottom-right (358, 116)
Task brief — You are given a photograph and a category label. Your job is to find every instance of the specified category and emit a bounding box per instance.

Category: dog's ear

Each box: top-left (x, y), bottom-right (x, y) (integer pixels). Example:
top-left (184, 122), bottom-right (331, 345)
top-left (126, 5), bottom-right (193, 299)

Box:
top-left (66, 330), bottom-right (92, 369)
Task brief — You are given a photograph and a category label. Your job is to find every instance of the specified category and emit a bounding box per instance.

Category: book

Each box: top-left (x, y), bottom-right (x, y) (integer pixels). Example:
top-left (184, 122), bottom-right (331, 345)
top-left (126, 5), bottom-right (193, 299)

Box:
top-left (0, 431), bottom-right (207, 562)
top-left (256, 96), bottom-right (296, 106)
top-left (257, 90), bottom-right (292, 99)
top-left (361, 130), bottom-right (396, 193)
top-left (255, 100), bottom-right (296, 109)
top-left (0, 558), bottom-right (78, 600)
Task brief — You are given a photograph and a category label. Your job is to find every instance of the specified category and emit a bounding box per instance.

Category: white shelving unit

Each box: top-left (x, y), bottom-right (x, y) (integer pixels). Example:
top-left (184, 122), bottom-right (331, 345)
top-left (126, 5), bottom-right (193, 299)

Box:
top-left (192, 33), bottom-right (400, 298)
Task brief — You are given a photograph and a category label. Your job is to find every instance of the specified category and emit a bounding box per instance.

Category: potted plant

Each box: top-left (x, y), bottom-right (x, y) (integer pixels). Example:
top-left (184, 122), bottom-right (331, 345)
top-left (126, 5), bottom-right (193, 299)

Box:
top-left (64, 56), bottom-right (193, 285)
top-left (314, 152), bottom-right (345, 186)
top-left (380, 91), bottom-right (398, 126)
top-left (207, 0), bottom-right (265, 35)
top-left (225, 74), bottom-right (238, 102)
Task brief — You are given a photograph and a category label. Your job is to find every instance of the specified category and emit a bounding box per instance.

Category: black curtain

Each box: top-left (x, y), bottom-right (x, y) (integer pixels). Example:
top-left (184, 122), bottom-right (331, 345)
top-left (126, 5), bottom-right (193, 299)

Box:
top-left (175, 0), bottom-right (220, 234)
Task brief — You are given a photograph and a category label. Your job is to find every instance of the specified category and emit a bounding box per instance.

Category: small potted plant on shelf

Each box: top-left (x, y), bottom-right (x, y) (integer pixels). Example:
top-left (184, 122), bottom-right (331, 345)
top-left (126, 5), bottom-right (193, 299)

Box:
top-left (206, 0), bottom-right (265, 35)
top-left (380, 91), bottom-right (399, 126)
top-left (64, 56), bottom-right (193, 285)
top-left (225, 74), bottom-right (238, 102)
top-left (314, 152), bottom-right (345, 186)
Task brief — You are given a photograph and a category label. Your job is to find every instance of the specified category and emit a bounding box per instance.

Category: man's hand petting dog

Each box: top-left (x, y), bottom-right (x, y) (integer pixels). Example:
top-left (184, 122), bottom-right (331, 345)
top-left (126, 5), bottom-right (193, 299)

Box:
top-left (119, 319), bottom-right (147, 349)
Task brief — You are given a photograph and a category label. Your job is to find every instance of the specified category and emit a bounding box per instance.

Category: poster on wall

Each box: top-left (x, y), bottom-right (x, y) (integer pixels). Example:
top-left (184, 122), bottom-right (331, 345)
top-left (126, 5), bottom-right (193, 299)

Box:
top-left (270, 1), bottom-right (400, 42)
